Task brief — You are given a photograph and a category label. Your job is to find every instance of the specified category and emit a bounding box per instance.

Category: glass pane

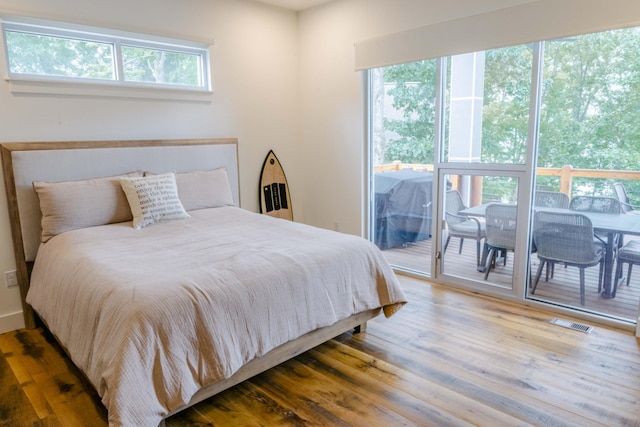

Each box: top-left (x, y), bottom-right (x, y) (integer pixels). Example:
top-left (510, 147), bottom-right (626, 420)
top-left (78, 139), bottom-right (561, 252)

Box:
top-left (370, 60), bottom-right (437, 275)
top-left (443, 45), bottom-right (532, 164)
top-left (122, 45), bottom-right (202, 87)
top-left (538, 28), bottom-right (640, 195)
top-left (531, 27), bottom-right (640, 322)
top-left (441, 174), bottom-right (519, 290)
top-left (5, 30), bottom-right (115, 79)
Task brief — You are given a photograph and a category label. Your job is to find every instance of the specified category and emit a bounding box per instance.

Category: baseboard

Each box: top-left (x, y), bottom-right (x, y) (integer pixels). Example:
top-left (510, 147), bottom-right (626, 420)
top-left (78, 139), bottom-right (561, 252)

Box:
top-left (0, 311), bottom-right (25, 334)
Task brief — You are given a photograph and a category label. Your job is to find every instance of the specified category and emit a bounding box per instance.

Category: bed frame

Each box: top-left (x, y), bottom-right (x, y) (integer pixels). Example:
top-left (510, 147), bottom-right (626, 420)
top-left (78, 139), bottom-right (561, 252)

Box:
top-left (1, 139), bottom-right (378, 424)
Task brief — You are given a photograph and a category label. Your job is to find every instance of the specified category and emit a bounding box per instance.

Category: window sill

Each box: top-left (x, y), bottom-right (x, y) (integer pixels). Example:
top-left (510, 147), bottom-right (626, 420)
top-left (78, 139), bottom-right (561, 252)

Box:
top-left (4, 76), bottom-right (213, 103)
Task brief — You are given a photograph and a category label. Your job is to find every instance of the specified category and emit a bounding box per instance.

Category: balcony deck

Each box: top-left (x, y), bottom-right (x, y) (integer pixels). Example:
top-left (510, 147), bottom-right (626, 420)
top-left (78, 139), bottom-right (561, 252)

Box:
top-left (380, 234), bottom-right (640, 322)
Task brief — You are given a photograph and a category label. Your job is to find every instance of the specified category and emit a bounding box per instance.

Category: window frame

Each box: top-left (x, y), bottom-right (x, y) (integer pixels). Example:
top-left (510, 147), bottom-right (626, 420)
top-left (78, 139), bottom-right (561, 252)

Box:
top-left (366, 25), bottom-right (640, 329)
top-left (1, 15), bottom-right (213, 101)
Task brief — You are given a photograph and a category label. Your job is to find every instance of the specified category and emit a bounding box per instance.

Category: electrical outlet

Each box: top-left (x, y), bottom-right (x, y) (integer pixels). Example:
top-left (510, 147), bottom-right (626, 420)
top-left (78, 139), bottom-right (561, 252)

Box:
top-left (5, 270), bottom-right (18, 288)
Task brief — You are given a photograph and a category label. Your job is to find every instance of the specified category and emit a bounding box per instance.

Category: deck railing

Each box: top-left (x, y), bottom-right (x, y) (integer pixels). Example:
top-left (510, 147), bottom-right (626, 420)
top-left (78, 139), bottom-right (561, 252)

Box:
top-left (375, 161), bottom-right (640, 198)
top-left (536, 165), bottom-right (640, 195)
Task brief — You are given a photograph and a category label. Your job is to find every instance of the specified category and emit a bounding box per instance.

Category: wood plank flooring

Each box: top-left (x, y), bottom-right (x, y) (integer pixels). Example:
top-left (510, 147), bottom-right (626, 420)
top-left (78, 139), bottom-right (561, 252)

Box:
top-left (1, 275), bottom-right (639, 426)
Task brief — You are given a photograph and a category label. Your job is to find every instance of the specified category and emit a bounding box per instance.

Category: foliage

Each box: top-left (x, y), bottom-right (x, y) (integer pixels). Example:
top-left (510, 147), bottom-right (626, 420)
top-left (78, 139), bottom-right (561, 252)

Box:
top-left (481, 45), bottom-right (532, 164)
top-left (122, 46), bottom-right (200, 86)
top-left (379, 60), bottom-right (437, 164)
top-left (539, 28), bottom-right (640, 195)
top-left (375, 26), bottom-right (640, 196)
top-left (6, 30), bottom-right (200, 87)
top-left (6, 31), bottom-right (114, 79)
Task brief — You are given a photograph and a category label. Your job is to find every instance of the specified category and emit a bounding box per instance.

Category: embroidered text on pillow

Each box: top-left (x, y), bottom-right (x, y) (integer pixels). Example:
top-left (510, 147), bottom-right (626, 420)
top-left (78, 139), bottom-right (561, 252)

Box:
top-left (120, 172), bottom-right (189, 229)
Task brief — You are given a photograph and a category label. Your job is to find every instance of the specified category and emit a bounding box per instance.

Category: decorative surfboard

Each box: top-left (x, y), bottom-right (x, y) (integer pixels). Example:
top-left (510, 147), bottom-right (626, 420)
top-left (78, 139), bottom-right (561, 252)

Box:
top-left (259, 150), bottom-right (293, 221)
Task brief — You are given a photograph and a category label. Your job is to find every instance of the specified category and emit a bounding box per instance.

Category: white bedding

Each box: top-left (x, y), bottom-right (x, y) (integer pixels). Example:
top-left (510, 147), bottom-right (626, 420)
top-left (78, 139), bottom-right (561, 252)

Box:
top-left (26, 207), bottom-right (406, 426)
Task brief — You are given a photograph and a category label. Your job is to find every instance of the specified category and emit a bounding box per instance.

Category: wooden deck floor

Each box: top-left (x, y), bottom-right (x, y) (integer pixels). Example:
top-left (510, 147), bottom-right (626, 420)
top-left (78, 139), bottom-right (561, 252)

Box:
top-left (381, 235), bottom-right (640, 323)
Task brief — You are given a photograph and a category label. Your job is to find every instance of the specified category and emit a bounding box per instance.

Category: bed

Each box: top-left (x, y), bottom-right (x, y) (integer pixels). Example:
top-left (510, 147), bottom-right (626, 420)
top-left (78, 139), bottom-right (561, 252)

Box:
top-left (0, 139), bottom-right (406, 427)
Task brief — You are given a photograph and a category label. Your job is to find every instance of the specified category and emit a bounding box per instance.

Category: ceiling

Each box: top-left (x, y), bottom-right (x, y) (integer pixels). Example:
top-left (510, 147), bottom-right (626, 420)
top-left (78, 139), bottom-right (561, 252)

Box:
top-left (253, 0), bottom-right (333, 11)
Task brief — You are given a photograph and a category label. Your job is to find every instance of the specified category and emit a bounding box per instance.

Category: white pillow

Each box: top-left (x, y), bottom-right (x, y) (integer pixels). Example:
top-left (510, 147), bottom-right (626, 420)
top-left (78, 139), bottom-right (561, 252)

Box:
top-left (175, 168), bottom-right (236, 211)
top-left (33, 171), bottom-right (143, 242)
top-left (120, 172), bottom-right (189, 229)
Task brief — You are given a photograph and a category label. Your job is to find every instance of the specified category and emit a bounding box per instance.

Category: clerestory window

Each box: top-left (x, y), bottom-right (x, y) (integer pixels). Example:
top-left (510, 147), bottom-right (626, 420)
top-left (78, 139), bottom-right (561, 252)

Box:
top-left (1, 15), bottom-right (211, 98)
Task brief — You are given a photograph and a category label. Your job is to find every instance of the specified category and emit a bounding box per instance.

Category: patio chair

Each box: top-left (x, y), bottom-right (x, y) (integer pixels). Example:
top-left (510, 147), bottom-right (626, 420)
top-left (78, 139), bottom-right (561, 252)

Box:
top-left (532, 211), bottom-right (604, 306)
top-left (615, 240), bottom-right (640, 290)
top-left (483, 203), bottom-right (517, 280)
top-left (531, 191), bottom-right (569, 279)
top-left (569, 195), bottom-right (622, 254)
top-left (444, 190), bottom-right (486, 267)
top-left (535, 191), bottom-right (570, 209)
top-left (569, 195), bottom-right (622, 214)
top-left (613, 182), bottom-right (640, 215)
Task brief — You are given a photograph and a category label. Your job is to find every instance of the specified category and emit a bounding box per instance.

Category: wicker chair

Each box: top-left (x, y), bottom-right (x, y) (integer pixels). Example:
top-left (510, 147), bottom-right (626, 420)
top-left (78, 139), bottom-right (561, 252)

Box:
top-left (444, 190), bottom-right (486, 267)
top-left (534, 191), bottom-right (570, 209)
top-left (532, 211), bottom-right (604, 306)
top-left (483, 203), bottom-right (517, 280)
top-left (569, 195), bottom-right (622, 260)
top-left (532, 191), bottom-right (568, 279)
top-left (615, 240), bottom-right (640, 290)
top-left (613, 183), bottom-right (640, 215)
top-left (569, 196), bottom-right (622, 214)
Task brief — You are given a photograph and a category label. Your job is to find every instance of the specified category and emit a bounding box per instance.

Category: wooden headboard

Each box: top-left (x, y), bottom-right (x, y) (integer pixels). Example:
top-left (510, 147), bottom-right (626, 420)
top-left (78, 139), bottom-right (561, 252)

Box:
top-left (1, 139), bottom-right (239, 328)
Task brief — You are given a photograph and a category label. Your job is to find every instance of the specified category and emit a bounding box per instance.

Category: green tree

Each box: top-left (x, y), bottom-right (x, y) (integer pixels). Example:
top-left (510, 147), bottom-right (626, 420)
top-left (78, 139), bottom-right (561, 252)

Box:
top-left (6, 31), bottom-right (114, 79)
top-left (481, 45), bottom-right (533, 164)
top-left (381, 60), bottom-right (437, 164)
top-left (6, 30), bottom-right (200, 87)
top-left (539, 27), bottom-right (640, 194)
top-left (122, 46), bottom-right (200, 86)
top-left (376, 26), bottom-right (640, 197)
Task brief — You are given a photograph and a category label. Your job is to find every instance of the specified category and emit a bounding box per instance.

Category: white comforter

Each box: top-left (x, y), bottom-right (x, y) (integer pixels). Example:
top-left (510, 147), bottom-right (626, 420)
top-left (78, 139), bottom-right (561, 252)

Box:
top-left (27, 207), bottom-right (406, 426)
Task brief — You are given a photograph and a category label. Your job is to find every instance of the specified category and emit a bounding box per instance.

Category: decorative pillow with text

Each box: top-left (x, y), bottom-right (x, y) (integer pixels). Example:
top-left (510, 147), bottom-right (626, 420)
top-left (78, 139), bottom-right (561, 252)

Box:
top-left (120, 172), bottom-right (189, 229)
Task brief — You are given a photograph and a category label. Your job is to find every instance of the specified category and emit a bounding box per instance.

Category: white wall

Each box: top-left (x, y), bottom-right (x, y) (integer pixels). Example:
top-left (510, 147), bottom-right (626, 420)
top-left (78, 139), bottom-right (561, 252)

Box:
top-left (296, 0), bottom-right (538, 235)
top-left (0, 0), bottom-right (301, 333)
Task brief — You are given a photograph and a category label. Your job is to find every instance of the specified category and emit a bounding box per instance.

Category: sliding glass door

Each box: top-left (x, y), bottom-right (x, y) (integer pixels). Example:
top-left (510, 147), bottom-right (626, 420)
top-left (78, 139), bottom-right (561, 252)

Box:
top-left (437, 171), bottom-right (528, 293)
top-left (526, 28), bottom-right (640, 321)
top-left (369, 60), bottom-right (437, 276)
top-left (368, 25), bottom-right (640, 325)
top-left (433, 46), bottom-right (534, 295)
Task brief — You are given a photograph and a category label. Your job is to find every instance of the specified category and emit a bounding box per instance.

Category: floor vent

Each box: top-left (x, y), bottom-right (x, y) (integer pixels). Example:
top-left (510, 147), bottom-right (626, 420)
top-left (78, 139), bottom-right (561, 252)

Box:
top-left (550, 318), bottom-right (593, 333)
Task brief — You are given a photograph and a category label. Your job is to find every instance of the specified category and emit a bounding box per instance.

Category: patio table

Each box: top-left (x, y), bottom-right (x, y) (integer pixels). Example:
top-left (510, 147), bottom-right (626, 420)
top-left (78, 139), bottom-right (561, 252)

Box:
top-left (459, 204), bottom-right (640, 298)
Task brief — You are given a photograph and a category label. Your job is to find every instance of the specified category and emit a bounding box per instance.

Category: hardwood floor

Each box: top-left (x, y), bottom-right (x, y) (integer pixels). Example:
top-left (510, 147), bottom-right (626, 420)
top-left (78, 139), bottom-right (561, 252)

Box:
top-left (1, 275), bottom-right (639, 426)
